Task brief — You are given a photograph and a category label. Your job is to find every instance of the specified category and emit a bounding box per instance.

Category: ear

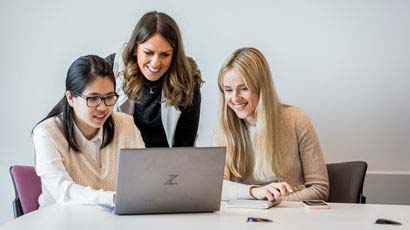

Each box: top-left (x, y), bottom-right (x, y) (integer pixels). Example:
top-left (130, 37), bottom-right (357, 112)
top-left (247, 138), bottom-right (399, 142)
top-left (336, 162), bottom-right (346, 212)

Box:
top-left (65, 91), bottom-right (74, 107)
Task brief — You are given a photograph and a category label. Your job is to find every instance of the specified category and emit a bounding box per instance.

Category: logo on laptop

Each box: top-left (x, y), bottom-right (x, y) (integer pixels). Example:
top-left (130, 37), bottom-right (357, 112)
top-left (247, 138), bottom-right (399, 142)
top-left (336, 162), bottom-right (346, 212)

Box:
top-left (164, 174), bottom-right (178, 185)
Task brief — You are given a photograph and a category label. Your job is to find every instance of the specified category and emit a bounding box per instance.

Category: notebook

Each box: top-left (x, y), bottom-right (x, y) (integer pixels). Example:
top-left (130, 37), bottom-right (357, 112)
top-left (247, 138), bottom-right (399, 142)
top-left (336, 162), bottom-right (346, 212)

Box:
top-left (113, 147), bottom-right (226, 215)
top-left (226, 199), bottom-right (281, 209)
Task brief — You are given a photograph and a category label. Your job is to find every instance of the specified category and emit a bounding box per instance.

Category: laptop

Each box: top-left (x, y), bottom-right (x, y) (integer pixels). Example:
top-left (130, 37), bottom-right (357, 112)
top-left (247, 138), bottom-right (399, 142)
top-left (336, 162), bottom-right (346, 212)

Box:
top-left (113, 147), bottom-right (226, 215)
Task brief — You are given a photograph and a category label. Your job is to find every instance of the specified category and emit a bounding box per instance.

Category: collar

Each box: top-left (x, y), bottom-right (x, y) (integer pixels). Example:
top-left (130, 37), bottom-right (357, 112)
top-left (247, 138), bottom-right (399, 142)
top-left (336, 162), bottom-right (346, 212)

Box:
top-left (73, 121), bottom-right (103, 148)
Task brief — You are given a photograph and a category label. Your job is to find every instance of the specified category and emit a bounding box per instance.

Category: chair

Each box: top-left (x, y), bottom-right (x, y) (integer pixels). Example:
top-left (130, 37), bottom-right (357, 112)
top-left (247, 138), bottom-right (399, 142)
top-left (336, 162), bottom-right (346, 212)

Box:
top-left (9, 165), bottom-right (42, 218)
top-left (326, 161), bottom-right (367, 203)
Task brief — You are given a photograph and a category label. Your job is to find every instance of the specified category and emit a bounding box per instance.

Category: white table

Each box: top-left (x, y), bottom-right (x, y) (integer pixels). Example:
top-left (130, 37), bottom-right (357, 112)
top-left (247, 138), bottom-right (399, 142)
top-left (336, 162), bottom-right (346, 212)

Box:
top-left (1, 202), bottom-right (408, 230)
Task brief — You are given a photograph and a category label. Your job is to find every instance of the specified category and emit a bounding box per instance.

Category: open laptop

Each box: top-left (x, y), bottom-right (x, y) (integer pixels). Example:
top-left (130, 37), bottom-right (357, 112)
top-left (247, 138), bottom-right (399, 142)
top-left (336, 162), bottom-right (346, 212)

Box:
top-left (113, 147), bottom-right (226, 215)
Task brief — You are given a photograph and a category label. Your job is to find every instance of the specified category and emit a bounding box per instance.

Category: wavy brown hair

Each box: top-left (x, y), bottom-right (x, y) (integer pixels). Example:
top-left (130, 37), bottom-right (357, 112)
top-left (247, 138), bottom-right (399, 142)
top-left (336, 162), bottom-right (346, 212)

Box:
top-left (218, 47), bottom-right (284, 181)
top-left (122, 11), bottom-right (202, 107)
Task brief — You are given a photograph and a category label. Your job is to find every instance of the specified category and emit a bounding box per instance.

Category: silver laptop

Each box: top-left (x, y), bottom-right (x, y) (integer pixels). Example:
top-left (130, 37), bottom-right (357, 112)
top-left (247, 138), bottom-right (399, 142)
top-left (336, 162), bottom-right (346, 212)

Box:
top-left (114, 147), bottom-right (226, 215)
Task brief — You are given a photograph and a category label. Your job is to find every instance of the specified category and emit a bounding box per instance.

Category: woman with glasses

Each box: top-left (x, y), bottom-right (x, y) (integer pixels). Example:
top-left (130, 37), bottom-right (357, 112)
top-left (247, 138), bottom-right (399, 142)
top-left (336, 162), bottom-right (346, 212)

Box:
top-left (106, 11), bottom-right (203, 147)
top-left (215, 48), bottom-right (328, 202)
top-left (33, 55), bottom-right (145, 207)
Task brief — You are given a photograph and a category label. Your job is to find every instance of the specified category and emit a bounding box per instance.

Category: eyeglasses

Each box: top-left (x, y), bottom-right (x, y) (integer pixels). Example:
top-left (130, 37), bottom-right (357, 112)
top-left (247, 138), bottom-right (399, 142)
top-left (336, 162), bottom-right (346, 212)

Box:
top-left (73, 93), bottom-right (119, 108)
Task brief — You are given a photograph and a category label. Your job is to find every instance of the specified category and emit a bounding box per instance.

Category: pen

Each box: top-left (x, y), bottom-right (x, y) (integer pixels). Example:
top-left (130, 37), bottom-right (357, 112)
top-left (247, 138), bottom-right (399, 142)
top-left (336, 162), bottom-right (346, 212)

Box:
top-left (375, 218), bottom-right (402, 225)
top-left (246, 217), bottom-right (273, 222)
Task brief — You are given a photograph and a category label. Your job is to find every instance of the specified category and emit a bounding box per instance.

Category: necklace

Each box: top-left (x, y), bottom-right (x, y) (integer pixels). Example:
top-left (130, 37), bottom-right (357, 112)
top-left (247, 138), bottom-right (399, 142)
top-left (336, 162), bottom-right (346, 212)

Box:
top-left (144, 77), bottom-right (165, 94)
top-left (148, 86), bottom-right (155, 94)
top-left (144, 81), bottom-right (161, 94)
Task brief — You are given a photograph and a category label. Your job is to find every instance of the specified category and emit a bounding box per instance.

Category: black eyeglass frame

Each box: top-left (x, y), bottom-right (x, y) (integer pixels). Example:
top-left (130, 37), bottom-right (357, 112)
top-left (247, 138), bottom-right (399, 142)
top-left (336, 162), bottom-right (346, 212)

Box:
top-left (71, 92), bottom-right (119, 108)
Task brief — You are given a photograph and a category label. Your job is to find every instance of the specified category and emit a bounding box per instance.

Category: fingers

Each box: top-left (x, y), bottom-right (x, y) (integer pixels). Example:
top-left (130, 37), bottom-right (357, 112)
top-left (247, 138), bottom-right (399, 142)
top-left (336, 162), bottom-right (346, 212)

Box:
top-left (265, 182), bottom-right (294, 199)
top-left (254, 181), bottom-right (295, 201)
top-left (267, 185), bottom-right (282, 201)
top-left (265, 189), bottom-right (275, 201)
top-left (278, 184), bottom-right (287, 195)
top-left (254, 186), bottom-right (278, 201)
top-left (280, 182), bottom-right (293, 194)
top-left (284, 182), bottom-right (294, 193)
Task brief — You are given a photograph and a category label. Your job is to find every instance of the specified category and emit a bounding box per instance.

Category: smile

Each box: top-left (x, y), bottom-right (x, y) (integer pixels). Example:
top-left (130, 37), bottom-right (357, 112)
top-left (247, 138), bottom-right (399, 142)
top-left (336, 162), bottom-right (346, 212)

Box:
top-left (146, 65), bottom-right (161, 73)
top-left (232, 102), bottom-right (248, 111)
top-left (93, 114), bottom-right (106, 120)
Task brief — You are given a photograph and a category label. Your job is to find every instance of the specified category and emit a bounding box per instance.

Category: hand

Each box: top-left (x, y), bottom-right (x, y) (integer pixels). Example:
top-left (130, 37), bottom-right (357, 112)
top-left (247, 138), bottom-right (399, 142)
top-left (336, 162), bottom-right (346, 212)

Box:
top-left (250, 182), bottom-right (293, 201)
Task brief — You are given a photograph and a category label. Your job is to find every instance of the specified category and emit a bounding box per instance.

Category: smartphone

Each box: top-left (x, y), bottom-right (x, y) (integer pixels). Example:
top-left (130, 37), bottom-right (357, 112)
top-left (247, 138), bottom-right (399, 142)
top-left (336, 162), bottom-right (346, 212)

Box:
top-left (301, 200), bottom-right (329, 209)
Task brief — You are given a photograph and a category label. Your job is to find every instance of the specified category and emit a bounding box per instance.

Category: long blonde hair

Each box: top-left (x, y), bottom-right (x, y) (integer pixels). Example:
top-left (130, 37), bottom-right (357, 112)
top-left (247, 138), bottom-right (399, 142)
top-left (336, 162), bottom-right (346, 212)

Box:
top-left (122, 11), bottom-right (203, 107)
top-left (218, 47), bottom-right (283, 181)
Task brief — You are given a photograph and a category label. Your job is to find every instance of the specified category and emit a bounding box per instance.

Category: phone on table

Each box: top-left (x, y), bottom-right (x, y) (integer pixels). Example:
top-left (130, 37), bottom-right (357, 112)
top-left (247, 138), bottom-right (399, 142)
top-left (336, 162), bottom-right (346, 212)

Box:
top-left (301, 200), bottom-right (329, 209)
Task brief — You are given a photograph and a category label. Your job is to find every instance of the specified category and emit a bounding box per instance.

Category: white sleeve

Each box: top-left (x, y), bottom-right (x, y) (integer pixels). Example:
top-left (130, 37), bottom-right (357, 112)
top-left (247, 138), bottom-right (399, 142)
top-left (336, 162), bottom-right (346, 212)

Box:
top-left (211, 133), bottom-right (253, 201)
top-left (33, 130), bottom-right (114, 205)
top-left (221, 179), bottom-right (253, 201)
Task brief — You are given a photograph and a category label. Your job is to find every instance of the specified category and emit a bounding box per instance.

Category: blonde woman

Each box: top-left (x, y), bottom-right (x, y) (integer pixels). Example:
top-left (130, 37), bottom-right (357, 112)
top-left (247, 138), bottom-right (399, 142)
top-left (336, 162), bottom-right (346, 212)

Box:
top-left (215, 47), bottom-right (328, 201)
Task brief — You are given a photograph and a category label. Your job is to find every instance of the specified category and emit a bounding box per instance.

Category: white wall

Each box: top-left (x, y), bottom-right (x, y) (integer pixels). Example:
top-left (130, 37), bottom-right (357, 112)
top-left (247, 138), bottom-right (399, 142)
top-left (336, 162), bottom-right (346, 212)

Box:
top-left (1, 0), bottom-right (410, 224)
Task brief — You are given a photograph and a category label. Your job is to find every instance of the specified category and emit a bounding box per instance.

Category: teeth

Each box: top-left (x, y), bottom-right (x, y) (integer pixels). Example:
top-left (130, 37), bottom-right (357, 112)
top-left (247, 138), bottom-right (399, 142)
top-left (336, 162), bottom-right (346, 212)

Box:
top-left (233, 103), bottom-right (247, 111)
top-left (95, 115), bottom-right (105, 118)
top-left (147, 65), bottom-right (160, 73)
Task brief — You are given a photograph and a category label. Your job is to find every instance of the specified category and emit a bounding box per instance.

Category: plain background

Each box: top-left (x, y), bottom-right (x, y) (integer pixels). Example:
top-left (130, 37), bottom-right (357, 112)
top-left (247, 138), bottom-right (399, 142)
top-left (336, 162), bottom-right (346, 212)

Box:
top-left (1, 0), bottom-right (409, 224)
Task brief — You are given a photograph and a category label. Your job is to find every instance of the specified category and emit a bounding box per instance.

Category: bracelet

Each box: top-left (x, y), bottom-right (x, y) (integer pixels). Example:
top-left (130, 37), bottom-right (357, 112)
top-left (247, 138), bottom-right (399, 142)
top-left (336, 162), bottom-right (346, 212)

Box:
top-left (249, 185), bottom-right (261, 199)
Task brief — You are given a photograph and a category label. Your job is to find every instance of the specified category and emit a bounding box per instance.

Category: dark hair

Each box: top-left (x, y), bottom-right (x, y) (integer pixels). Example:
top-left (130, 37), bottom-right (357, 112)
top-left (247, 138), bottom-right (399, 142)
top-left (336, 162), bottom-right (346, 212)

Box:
top-left (35, 55), bottom-right (116, 152)
top-left (122, 11), bottom-right (203, 107)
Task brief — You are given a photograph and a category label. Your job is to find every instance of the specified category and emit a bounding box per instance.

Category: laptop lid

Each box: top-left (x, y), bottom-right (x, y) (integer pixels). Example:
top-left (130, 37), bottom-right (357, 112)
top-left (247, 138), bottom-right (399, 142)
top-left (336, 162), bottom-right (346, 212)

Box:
top-left (114, 147), bottom-right (226, 215)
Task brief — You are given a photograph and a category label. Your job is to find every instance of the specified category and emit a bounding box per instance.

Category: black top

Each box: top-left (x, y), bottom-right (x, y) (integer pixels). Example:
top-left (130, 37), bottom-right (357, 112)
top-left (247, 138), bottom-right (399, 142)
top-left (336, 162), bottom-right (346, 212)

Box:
top-left (133, 77), bottom-right (201, 147)
top-left (172, 82), bottom-right (201, 147)
top-left (105, 53), bottom-right (201, 147)
top-left (133, 77), bottom-right (168, 147)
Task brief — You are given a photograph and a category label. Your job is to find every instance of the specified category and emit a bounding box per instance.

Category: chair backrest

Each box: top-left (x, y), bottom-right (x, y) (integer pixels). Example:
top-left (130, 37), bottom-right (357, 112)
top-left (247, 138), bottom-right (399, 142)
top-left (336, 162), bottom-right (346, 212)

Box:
top-left (327, 161), bottom-right (367, 203)
top-left (9, 165), bottom-right (42, 218)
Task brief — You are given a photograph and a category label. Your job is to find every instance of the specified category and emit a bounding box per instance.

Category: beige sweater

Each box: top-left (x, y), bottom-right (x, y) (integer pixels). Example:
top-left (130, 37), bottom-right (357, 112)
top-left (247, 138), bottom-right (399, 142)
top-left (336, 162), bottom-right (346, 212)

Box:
top-left (34, 112), bottom-right (145, 205)
top-left (220, 106), bottom-right (329, 201)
